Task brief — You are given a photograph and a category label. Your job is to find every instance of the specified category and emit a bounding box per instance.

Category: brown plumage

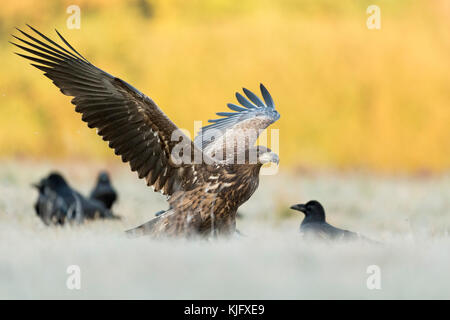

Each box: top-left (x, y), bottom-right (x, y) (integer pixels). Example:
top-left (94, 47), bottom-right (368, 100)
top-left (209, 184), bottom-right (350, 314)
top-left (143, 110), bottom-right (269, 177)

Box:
top-left (132, 151), bottom-right (270, 238)
top-left (12, 26), bottom-right (280, 238)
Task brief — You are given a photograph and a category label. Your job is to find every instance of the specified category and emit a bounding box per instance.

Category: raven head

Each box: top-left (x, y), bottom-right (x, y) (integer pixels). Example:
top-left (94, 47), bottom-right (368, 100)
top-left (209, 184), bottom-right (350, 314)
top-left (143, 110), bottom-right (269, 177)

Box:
top-left (290, 200), bottom-right (326, 222)
top-left (46, 172), bottom-right (70, 190)
top-left (97, 171), bottom-right (111, 184)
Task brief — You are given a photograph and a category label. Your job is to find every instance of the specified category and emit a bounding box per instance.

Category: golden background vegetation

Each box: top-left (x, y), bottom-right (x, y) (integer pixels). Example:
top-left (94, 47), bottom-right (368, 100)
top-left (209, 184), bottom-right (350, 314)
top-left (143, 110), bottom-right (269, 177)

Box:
top-left (0, 0), bottom-right (449, 172)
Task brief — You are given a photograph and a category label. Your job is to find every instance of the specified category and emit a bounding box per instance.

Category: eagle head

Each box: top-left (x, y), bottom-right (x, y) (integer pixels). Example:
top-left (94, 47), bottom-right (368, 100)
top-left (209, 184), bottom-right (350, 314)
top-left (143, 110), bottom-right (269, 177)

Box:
top-left (256, 146), bottom-right (279, 165)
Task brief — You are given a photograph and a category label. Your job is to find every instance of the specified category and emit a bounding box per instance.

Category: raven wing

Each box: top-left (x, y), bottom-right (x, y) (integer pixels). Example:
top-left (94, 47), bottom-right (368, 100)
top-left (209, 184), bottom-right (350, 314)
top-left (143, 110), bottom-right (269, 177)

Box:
top-left (301, 222), bottom-right (360, 241)
top-left (12, 26), bottom-right (210, 196)
top-left (194, 84), bottom-right (280, 161)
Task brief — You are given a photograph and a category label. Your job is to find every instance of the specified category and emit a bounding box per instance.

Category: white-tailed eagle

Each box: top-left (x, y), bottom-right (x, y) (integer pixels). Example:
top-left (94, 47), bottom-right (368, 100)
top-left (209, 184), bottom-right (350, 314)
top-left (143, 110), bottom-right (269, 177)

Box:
top-left (12, 26), bottom-right (280, 238)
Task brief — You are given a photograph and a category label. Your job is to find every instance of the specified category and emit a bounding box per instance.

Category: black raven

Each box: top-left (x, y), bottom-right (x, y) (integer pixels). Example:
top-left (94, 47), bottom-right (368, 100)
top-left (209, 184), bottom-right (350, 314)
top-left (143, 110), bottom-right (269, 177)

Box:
top-left (33, 178), bottom-right (67, 225)
top-left (33, 172), bottom-right (119, 225)
top-left (90, 171), bottom-right (117, 210)
top-left (290, 200), bottom-right (375, 242)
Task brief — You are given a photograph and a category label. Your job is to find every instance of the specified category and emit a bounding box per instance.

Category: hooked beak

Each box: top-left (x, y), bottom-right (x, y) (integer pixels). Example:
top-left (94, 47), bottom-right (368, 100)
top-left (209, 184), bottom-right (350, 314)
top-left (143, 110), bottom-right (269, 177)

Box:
top-left (290, 203), bottom-right (306, 213)
top-left (258, 152), bottom-right (279, 165)
top-left (271, 153), bottom-right (279, 165)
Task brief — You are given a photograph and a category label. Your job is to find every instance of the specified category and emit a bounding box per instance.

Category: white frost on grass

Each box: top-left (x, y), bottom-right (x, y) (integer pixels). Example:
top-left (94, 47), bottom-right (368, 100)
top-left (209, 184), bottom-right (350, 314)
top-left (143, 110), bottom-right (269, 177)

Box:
top-left (0, 160), bottom-right (449, 299)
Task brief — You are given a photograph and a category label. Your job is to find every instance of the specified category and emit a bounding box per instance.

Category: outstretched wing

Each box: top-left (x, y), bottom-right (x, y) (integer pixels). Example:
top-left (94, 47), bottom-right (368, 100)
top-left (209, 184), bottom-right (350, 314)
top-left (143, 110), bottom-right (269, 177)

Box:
top-left (12, 26), bottom-right (208, 196)
top-left (194, 84), bottom-right (280, 160)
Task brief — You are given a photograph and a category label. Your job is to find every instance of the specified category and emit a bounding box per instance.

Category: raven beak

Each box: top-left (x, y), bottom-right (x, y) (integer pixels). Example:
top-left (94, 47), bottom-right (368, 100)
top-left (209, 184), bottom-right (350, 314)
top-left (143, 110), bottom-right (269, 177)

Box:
top-left (31, 182), bottom-right (41, 189)
top-left (290, 204), bottom-right (306, 213)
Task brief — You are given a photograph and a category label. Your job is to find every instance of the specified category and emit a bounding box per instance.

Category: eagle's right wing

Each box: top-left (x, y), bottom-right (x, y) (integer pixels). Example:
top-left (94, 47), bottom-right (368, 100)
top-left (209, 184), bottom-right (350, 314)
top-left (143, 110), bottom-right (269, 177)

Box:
top-left (194, 84), bottom-right (280, 161)
top-left (12, 26), bottom-right (209, 196)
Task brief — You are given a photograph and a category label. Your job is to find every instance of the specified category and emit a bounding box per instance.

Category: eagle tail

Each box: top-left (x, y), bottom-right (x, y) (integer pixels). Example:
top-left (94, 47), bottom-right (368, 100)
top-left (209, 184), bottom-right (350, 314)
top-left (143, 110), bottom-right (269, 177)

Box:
top-left (125, 209), bottom-right (169, 238)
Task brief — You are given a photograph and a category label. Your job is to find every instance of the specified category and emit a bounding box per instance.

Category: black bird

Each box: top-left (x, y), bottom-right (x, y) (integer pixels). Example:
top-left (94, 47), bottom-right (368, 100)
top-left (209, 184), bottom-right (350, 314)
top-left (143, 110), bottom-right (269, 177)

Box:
top-left (290, 200), bottom-right (374, 242)
top-left (33, 172), bottom-right (119, 225)
top-left (90, 171), bottom-right (118, 210)
top-left (33, 178), bottom-right (66, 225)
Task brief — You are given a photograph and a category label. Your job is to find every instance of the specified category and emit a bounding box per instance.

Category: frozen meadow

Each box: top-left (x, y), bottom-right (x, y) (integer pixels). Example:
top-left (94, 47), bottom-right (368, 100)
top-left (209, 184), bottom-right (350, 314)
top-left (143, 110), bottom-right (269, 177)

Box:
top-left (0, 160), bottom-right (449, 299)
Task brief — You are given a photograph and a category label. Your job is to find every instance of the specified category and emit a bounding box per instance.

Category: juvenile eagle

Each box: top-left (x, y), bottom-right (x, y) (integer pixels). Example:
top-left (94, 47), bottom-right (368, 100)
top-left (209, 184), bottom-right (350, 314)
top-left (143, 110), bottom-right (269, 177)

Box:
top-left (13, 26), bottom-right (280, 238)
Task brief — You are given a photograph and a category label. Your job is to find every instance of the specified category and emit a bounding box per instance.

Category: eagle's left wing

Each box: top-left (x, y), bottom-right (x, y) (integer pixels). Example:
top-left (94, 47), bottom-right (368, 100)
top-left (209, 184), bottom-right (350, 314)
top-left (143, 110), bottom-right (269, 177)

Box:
top-left (194, 84), bottom-right (280, 161)
top-left (11, 26), bottom-right (212, 196)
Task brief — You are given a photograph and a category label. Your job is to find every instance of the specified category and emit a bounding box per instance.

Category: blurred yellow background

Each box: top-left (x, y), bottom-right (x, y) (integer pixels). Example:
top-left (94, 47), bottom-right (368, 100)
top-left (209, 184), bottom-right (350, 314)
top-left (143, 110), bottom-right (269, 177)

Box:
top-left (0, 0), bottom-right (449, 173)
